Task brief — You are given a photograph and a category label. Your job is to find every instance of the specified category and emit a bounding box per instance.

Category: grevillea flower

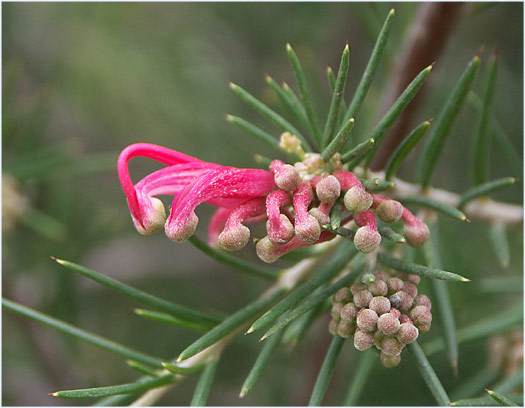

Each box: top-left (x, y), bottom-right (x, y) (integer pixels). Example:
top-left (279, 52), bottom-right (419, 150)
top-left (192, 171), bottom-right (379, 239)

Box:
top-left (118, 139), bottom-right (430, 262)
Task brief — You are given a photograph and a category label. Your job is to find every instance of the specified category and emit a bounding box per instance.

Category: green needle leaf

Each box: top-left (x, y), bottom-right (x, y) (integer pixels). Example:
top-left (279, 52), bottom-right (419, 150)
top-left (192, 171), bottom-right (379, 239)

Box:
top-left (225, 114), bottom-right (281, 152)
top-left (327, 65), bottom-right (348, 119)
top-left (126, 360), bottom-right (161, 377)
top-left (52, 374), bottom-right (176, 399)
top-left (322, 225), bottom-right (355, 240)
top-left (401, 196), bottom-right (469, 222)
top-left (384, 119), bottom-right (432, 181)
top-left (458, 177), bottom-right (517, 208)
top-left (18, 206), bottom-right (68, 242)
top-left (342, 349), bottom-right (376, 405)
top-left (240, 328), bottom-right (284, 398)
top-left (418, 55), bottom-right (481, 188)
top-left (490, 223), bottom-right (510, 268)
top-left (282, 303), bottom-right (327, 349)
top-left (451, 367), bottom-right (499, 401)
top-left (177, 288), bottom-right (287, 362)
top-left (321, 118), bottom-right (355, 161)
top-left (286, 43), bottom-right (322, 148)
top-left (343, 8), bottom-right (395, 123)
top-left (364, 63), bottom-right (433, 166)
top-left (191, 360), bottom-right (219, 406)
top-left (378, 253), bottom-right (470, 282)
top-left (377, 221), bottom-right (406, 243)
top-left (329, 198), bottom-right (343, 230)
top-left (322, 44), bottom-right (350, 149)
top-left (361, 178), bottom-right (394, 192)
top-left (134, 309), bottom-right (215, 332)
top-left (471, 51), bottom-right (498, 186)
top-left (247, 241), bottom-right (357, 335)
top-left (409, 342), bottom-right (451, 406)
top-left (2, 298), bottom-right (164, 368)
top-left (229, 82), bottom-right (312, 151)
top-left (486, 389), bottom-right (520, 406)
top-left (308, 336), bottom-right (346, 406)
top-left (188, 235), bottom-right (280, 281)
top-left (162, 362), bottom-right (206, 375)
top-left (341, 137), bottom-right (375, 163)
top-left (51, 257), bottom-right (222, 325)
top-left (451, 395), bottom-right (523, 407)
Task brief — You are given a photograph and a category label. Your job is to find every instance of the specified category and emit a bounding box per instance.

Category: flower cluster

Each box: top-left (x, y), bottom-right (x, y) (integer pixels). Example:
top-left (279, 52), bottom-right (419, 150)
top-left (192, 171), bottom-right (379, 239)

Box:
top-left (329, 269), bottom-right (432, 367)
top-left (117, 137), bottom-right (429, 262)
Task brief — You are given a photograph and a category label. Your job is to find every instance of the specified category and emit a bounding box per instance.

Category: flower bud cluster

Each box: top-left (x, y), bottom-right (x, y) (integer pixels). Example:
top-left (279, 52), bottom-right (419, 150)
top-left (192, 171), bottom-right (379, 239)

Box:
top-left (328, 269), bottom-right (432, 368)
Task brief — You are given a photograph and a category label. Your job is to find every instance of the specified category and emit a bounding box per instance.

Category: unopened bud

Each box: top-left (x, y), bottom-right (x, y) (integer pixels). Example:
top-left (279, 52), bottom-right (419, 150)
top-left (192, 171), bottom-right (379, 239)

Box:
top-left (380, 352), bottom-right (401, 368)
top-left (409, 305), bottom-right (432, 329)
top-left (374, 330), bottom-right (385, 349)
top-left (369, 296), bottom-right (391, 315)
top-left (389, 294), bottom-right (401, 309)
top-left (218, 225), bottom-right (250, 251)
top-left (134, 197), bottom-right (166, 235)
top-left (353, 290), bottom-right (373, 308)
top-left (316, 175), bottom-right (341, 203)
top-left (350, 282), bottom-right (367, 295)
top-left (413, 294), bottom-right (432, 310)
top-left (309, 207), bottom-right (330, 226)
top-left (354, 226), bottom-right (381, 253)
top-left (395, 291), bottom-right (414, 312)
top-left (407, 274), bottom-right (421, 285)
top-left (328, 319), bottom-right (339, 336)
top-left (381, 336), bottom-right (405, 357)
top-left (344, 186), bottom-right (373, 213)
top-left (255, 236), bottom-right (279, 263)
top-left (338, 320), bottom-right (356, 338)
top-left (295, 216), bottom-right (321, 243)
top-left (387, 277), bottom-right (404, 294)
top-left (368, 279), bottom-right (388, 296)
top-left (374, 271), bottom-right (389, 281)
top-left (334, 287), bottom-right (352, 303)
top-left (397, 322), bottom-right (419, 344)
top-left (362, 273), bottom-right (376, 284)
top-left (377, 313), bottom-right (400, 335)
top-left (165, 211), bottom-right (198, 243)
top-left (331, 303), bottom-right (343, 320)
top-left (267, 214), bottom-right (295, 245)
top-left (418, 322), bottom-right (432, 333)
top-left (403, 282), bottom-right (418, 298)
top-left (399, 315), bottom-right (412, 324)
top-left (403, 222), bottom-right (430, 247)
top-left (340, 303), bottom-right (358, 321)
top-left (354, 329), bottom-right (374, 351)
top-left (269, 160), bottom-right (301, 192)
top-left (375, 200), bottom-right (403, 223)
top-left (356, 308), bottom-right (378, 332)
top-left (389, 308), bottom-right (401, 319)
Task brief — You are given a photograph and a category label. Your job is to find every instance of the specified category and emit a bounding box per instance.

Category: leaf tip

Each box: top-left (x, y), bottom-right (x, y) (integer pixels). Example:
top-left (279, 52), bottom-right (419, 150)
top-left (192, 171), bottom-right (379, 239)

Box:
top-left (49, 392), bottom-right (59, 397)
top-left (461, 277), bottom-right (471, 282)
top-left (239, 389), bottom-right (247, 399)
top-left (176, 356), bottom-right (183, 363)
top-left (51, 256), bottom-right (65, 265)
top-left (225, 114), bottom-right (234, 122)
top-left (286, 43), bottom-right (292, 52)
top-left (229, 82), bottom-right (237, 90)
top-left (245, 326), bottom-right (255, 335)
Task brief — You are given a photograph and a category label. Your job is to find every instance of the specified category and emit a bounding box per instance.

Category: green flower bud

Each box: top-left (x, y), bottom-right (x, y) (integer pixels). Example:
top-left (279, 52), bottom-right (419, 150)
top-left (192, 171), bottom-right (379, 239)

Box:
top-left (377, 313), bottom-right (400, 335)
top-left (381, 336), bottom-right (405, 356)
top-left (344, 186), bottom-right (373, 213)
top-left (403, 282), bottom-right (418, 298)
top-left (354, 226), bottom-right (381, 253)
top-left (413, 294), bottom-right (432, 310)
top-left (397, 322), bottom-right (419, 344)
top-left (369, 296), bottom-right (391, 315)
top-left (328, 319), bottom-right (339, 336)
top-left (340, 302), bottom-right (358, 321)
top-left (354, 290), bottom-right (373, 308)
top-left (334, 287), bottom-right (352, 303)
top-left (354, 329), bottom-right (374, 351)
top-left (316, 175), bottom-right (341, 203)
top-left (350, 282), bottom-right (367, 295)
top-left (331, 303), bottom-right (343, 320)
top-left (338, 319), bottom-right (356, 338)
top-left (375, 200), bottom-right (403, 223)
top-left (380, 352), bottom-right (401, 368)
top-left (409, 305), bottom-right (432, 329)
top-left (387, 277), bottom-right (404, 294)
top-left (368, 279), bottom-right (388, 296)
top-left (361, 273), bottom-right (376, 284)
top-left (356, 308), bottom-right (378, 332)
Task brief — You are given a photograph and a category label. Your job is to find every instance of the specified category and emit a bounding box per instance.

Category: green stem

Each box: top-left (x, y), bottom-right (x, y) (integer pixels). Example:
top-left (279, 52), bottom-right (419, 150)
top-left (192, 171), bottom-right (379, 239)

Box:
top-left (342, 349), bottom-right (376, 405)
top-left (191, 360), bottom-right (219, 406)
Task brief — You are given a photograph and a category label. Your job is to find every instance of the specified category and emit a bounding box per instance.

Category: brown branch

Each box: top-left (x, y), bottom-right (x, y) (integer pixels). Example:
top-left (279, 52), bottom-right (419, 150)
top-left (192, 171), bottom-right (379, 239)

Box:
top-left (371, 2), bottom-right (465, 170)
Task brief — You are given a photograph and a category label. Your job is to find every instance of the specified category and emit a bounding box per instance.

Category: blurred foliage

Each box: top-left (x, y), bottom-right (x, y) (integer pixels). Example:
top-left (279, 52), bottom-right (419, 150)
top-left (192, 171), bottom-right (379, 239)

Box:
top-left (2, 2), bottom-right (523, 406)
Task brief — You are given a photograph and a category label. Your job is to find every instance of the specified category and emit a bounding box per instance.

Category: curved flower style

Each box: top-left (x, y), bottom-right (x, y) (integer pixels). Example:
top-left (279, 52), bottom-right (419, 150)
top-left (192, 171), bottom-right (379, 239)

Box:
top-left (118, 141), bottom-right (430, 263)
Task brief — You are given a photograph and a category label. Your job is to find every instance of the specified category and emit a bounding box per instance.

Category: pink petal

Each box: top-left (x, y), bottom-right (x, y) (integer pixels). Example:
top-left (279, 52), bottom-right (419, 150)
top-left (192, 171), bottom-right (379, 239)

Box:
top-left (293, 182), bottom-right (321, 243)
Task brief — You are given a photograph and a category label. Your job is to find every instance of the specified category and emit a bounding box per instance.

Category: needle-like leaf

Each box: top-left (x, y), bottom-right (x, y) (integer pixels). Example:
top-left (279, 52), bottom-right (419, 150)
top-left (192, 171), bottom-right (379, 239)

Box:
top-left (134, 309), bottom-right (215, 332)
top-left (321, 118), bottom-right (355, 161)
top-left (490, 222), bottom-right (510, 268)
top-left (342, 349), bottom-right (376, 405)
top-left (458, 177), bottom-right (517, 209)
top-left (401, 196), bottom-right (469, 222)
top-left (191, 360), bottom-right (219, 406)
top-left (485, 389), bottom-right (520, 406)
top-left (341, 137), bottom-right (375, 163)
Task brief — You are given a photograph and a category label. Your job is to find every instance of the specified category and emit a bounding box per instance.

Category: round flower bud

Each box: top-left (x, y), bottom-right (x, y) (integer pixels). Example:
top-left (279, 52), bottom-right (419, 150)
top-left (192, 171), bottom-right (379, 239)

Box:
top-left (389, 294), bottom-right (402, 309)
top-left (397, 322), bottom-right (419, 344)
top-left (295, 216), bottom-right (321, 244)
top-left (381, 336), bottom-right (405, 356)
top-left (316, 175), bottom-right (341, 203)
top-left (369, 296), bottom-right (391, 315)
top-left (340, 303), bottom-right (358, 321)
top-left (135, 197), bottom-right (166, 235)
top-left (218, 225), bottom-right (250, 251)
top-left (403, 282), bottom-right (418, 298)
top-left (410, 305), bottom-right (432, 328)
top-left (334, 287), bottom-right (352, 304)
top-left (338, 320), bottom-right (356, 338)
top-left (165, 211), bottom-right (199, 243)
top-left (413, 294), bottom-right (432, 310)
top-left (399, 314), bottom-right (412, 324)
top-left (331, 303), bottom-right (343, 320)
top-left (353, 290), bottom-right (373, 308)
top-left (374, 330), bottom-right (385, 349)
top-left (407, 274), bottom-right (421, 285)
top-left (387, 278), bottom-right (404, 294)
top-left (404, 222), bottom-right (430, 248)
top-left (389, 308), bottom-right (401, 319)
top-left (344, 186), bottom-right (373, 213)
top-left (354, 329), bottom-right (374, 351)
top-left (418, 322), bottom-right (432, 333)
top-left (309, 207), bottom-right (330, 227)
top-left (356, 308), bottom-right (378, 332)
top-left (354, 226), bottom-right (381, 253)
top-left (328, 319), bottom-right (339, 336)
top-left (395, 291), bottom-right (414, 313)
top-left (350, 282), bottom-right (367, 295)
top-left (274, 164), bottom-right (301, 192)
top-left (255, 236), bottom-right (279, 263)
top-left (375, 200), bottom-right (403, 223)
top-left (374, 271), bottom-right (389, 281)
top-left (377, 313), bottom-right (400, 335)
top-left (368, 279), bottom-right (388, 296)
top-left (380, 352), bottom-right (401, 368)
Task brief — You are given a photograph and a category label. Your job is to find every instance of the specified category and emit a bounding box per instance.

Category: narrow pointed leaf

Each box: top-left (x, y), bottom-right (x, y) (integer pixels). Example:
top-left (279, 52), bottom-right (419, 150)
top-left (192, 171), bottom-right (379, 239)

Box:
top-left (229, 82), bottom-right (312, 151)
top-left (18, 206), bottom-right (67, 242)
top-left (377, 221), bottom-right (406, 243)
top-left (343, 9), bottom-right (395, 123)
top-left (329, 198), bottom-right (343, 230)
top-left (162, 362), bottom-right (206, 375)
top-left (361, 178), bottom-right (394, 192)
top-left (327, 66), bottom-right (348, 117)
top-left (384, 120), bottom-right (431, 180)
top-left (225, 114), bottom-right (281, 151)
top-left (458, 177), bottom-right (517, 208)
top-left (343, 349), bottom-right (376, 405)
top-left (401, 196), bottom-right (468, 222)
top-left (418, 55), bottom-right (481, 188)
top-left (3, 298), bottom-right (164, 368)
top-left (191, 360), bottom-right (219, 406)
top-left (282, 302), bottom-right (327, 349)
top-left (321, 118), bottom-right (355, 161)
top-left (240, 328), bottom-right (284, 398)
top-left (126, 360), bottom-right (161, 377)
top-left (490, 223), bottom-right (510, 268)
top-left (309, 336), bottom-right (346, 406)
top-left (253, 153), bottom-right (273, 167)
top-left (93, 394), bottom-right (136, 406)
top-left (286, 43), bottom-right (322, 147)
top-left (247, 241), bottom-right (357, 334)
top-left (364, 64), bottom-right (433, 165)
top-left (471, 51), bottom-right (498, 185)
top-left (486, 389), bottom-right (520, 406)
top-left (52, 374), bottom-right (176, 399)
top-left (52, 257), bottom-right (222, 325)
top-left (188, 236), bottom-right (280, 281)
top-left (341, 137), bottom-right (375, 163)
top-left (322, 225), bottom-right (355, 240)
top-left (134, 309), bottom-right (215, 332)
top-left (378, 253), bottom-right (470, 282)
top-left (451, 367), bottom-right (498, 401)
top-left (323, 44), bottom-right (350, 148)
top-left (409, 342), bottom-right (451, 406)
top-left (177, 287), bottom-right (287, 362)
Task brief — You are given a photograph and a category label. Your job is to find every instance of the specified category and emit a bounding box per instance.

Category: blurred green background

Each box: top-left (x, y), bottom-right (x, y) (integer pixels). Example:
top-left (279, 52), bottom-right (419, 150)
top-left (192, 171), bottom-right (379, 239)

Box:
top-left (2, 2), bottom-right (523, 406)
